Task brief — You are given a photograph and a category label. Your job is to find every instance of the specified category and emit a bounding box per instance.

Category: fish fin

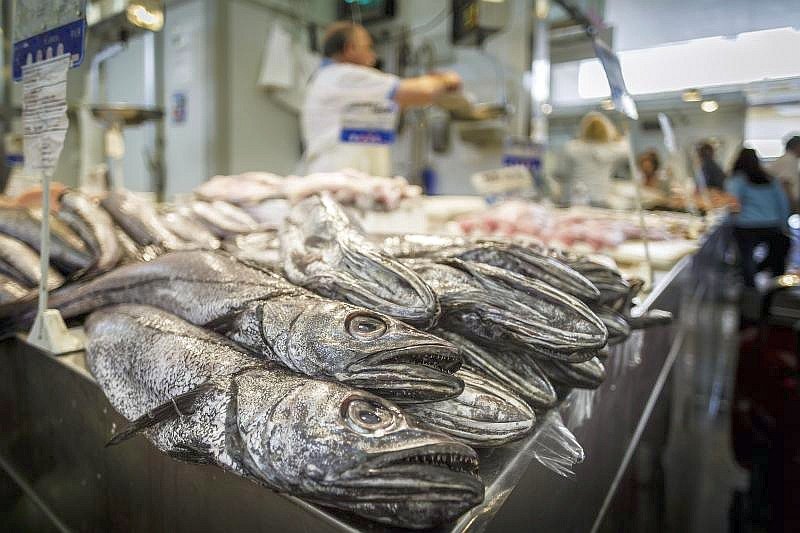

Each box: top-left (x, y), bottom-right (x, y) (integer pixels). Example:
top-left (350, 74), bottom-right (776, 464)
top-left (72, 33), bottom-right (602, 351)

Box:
top-left (167, 442), bottom-right (213, 464)
top-left (106, 383), bottom-right (216, 447)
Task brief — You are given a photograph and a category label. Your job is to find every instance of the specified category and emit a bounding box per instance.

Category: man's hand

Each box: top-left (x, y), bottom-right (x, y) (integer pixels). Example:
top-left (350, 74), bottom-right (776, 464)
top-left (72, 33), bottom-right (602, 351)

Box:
top-left (431, 71), bottom-right (462, 92)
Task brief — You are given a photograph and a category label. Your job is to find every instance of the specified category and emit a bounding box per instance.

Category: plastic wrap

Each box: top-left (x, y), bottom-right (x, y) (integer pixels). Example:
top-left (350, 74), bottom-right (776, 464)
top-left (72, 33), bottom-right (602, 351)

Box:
top-left (564, 388), bottom-right (598, 430)
top-left (528, 410), bottom-right (585, 477)
top-left (608, 329), bottom-right (644, 379)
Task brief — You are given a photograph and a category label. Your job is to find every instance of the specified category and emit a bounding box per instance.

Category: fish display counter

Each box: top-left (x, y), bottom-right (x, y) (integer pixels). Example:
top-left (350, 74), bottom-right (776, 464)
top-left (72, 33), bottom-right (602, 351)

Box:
top-left (0, 255), bottom-right (687, 532)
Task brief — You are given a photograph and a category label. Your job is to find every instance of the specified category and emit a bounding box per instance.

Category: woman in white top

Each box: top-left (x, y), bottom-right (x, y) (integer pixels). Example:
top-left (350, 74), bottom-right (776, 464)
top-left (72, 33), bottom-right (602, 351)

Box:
top-left (301, 22), bottom-right (461, 176)
top-left (558, 112), bottom-right (628, 207)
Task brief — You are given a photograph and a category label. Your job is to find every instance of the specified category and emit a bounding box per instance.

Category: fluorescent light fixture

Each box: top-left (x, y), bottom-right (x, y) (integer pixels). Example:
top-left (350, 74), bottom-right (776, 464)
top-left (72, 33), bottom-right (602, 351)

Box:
top-left (127, 1), bottom-right (164, 32)
top-left (682, 89), bottom-right (702, 102)
top-left (576, 27), bottom-right (800, 100)
top-left (701, 100), bottom-right (719, 112)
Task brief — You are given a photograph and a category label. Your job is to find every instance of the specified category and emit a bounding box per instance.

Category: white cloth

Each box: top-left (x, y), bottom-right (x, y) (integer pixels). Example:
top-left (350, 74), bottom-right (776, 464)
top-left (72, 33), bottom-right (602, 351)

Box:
top-left (561, 139), bottom-right (628, 205)
top-left (301, 62), bottom-right (399, 177)
top-left (768, 152), bottom-right (800, 204)
top-left (258, 24), bottom-right (321, 112)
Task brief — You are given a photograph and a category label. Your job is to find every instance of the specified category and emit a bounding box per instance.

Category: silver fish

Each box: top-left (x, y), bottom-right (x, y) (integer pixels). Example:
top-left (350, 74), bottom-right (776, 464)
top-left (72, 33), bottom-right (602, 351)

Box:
top-left (409, 259), bottom-right (608, 361)
top-left (281, 194), bottom-right (440, 329)
top-left (535, 356), bottom-right (606, 390)
top-left (436, 330), bottom-right (557, 411)
top-left (86, 305), bottom-right (484, 529)
top-left (0, 234), bottom-right (63, 289)
top-left (0, 207), bottom-right (93, 274)
top-left (405, 369), bottom-right (536, 448)
top-left (59, 191), bottom-right (122, 272)
top-left (594, 306), bottom-right (632, 346)
top-left (2, 251), bottom-right (463, 403)
top-left (161, 208), bottom-right (221, 250)
top-left (191, 201), bottom-right (261, 237)
top-left (0, 274), bottom-right (27, 303)
top-left (383, 234), bottom-right (600, 301)
top-left (101, 190), bottom-right (187, 250)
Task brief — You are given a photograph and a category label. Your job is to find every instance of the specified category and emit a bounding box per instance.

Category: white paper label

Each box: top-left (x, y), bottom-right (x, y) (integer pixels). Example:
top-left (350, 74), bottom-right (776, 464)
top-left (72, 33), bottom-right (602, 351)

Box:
top-left (471, 165), bottom-right (534, 196)
top-left (22, 54), bottom-right (70, 175)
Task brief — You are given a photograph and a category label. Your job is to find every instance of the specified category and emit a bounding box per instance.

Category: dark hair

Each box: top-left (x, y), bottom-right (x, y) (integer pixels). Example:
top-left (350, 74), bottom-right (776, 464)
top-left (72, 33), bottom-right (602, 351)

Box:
top-left (323, 21), bottom-right (357, 58)
top-left (787, 135), bottom-right (800, 152)
top-left (732, 148), bottom-right (771, 185)
top-left (638, 149), bottom-right (660, 171)
top-left (697, 142), bottom-right (714, 160)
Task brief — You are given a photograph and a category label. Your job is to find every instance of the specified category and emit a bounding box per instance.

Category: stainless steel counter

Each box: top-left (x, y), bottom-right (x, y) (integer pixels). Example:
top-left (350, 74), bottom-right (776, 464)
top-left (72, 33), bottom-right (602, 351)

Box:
top-left (0, 260), bottom-right (688, 533)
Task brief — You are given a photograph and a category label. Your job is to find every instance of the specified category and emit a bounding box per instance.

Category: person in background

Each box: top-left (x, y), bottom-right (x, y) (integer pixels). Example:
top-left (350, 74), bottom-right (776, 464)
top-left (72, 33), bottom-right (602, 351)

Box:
top-left (697, 142), bottom-right (727, 190)
top-left (726, 148), bottom-right (791, 288)
top-left (638, 149), bottom-right (663, 190)
top-left (767, 135), bottom-right (800, 210)
top-left (558, 112), bottom-right (627, 207)
top-left (301, 22), bottom-right (462, 176)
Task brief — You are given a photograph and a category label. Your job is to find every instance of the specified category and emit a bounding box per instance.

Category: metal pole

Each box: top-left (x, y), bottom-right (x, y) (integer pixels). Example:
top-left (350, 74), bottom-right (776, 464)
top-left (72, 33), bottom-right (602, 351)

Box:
top-left (530, 0), bottom-right (550, 144)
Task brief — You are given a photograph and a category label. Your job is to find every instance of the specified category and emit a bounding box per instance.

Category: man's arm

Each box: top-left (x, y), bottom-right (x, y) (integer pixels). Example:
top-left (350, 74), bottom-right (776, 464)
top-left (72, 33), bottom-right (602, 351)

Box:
top-left (393, 71), bottom-right (462, 108)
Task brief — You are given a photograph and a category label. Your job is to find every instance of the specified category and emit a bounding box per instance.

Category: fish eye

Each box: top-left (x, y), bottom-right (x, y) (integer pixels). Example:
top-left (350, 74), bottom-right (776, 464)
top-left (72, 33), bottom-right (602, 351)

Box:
top-left (345, 312), bottom-right (388, 340)
top-left (341, 396), bottom-right (398, 434)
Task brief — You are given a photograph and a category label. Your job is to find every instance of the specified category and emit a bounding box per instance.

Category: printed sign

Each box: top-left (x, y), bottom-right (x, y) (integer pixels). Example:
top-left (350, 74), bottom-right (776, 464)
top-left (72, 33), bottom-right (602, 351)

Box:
top-left (340, 102), bottom-right (397, 145)
top-left (12, 0), bottom-right (86, 81)
top-left (471, 165), bottom-right (534, 197)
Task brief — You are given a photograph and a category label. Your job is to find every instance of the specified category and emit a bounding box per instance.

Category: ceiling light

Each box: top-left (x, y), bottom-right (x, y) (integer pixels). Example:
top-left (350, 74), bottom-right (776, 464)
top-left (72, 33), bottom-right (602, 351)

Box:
top-left (126, 1), bottom-right (164, 32)
top-left (701, 100), bottom-right (719, 113)
top-left (600, 99), bottom-right (615, 111)
top-left (682, 89), bottom-right (702, 102)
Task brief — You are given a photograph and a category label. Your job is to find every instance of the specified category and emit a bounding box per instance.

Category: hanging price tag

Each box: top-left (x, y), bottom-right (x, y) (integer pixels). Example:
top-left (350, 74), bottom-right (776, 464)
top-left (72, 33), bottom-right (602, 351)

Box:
top-left (340, 102), bottom-right (398, 145)
top-left (471, 165), bottom-right (534, 197)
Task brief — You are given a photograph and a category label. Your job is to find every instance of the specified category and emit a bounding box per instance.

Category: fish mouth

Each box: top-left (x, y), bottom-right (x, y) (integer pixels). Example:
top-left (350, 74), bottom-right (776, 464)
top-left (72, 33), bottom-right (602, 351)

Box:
top-left (336, 442), bottom-right (483, 502)
top-left (342, 344), bottom-right (464, 403)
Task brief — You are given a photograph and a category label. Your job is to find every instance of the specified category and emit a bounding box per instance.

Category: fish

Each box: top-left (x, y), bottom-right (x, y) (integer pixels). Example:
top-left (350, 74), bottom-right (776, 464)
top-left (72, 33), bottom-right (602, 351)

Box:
top-left (593, 306), bottom-right (632, 346)
top-left (0, 207), bottom-right (94, 274)
top-left (408, 259), bottom-right (607, 361)
top-left (0, 250), bottom-right (463, 403)
top-left (191, 201), bottom-right (261, 237)
top-left (404, 368), bottom-right (536, 448)
top-left (535, 356), bottom-right (606, 390)
top-left (0, 274), bottom-right (28, 303)
top-left (160, 208), bottom-right (221, 250)
top-left (382, 234), bottom-right (600, 301)
top-left (86, 305), bottom-right (484, 529)
top-left (564, 256), bottom-right (630, 304)
top-left (0, 234), bottom-right (64, 289)
top-left (436, 330), bottom-right (557, 411)
top-left (281, 194), bottom-right (440, 329)
top-left (223, 232), bottom-right (282, 270)
top-left (101, 190), bottom-right (187, 250)
top-left (59, 191), bottom-right (122, 272)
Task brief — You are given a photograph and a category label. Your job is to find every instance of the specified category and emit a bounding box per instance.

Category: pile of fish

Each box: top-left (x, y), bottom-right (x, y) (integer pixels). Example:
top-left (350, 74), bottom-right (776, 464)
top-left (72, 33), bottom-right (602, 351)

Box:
top-left (0, 188), bottom-right (673, 529)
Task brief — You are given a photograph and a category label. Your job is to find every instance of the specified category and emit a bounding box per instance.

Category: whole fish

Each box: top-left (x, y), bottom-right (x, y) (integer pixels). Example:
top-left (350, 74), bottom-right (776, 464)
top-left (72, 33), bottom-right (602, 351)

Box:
top-left (161, 208), bottom-right (221, 250)
top-left (191, 201), bottom-right (261, 237)
top-left (409, 259), bottom-right (607, 361)
top-left (535, 356), bottom-right (606, 390)
top-left (405, 369), bottom-right (535, 448)
top-left (436, 330), bottom-right (557, 411)
top-left (59, 191), bottom-right (122, 272)
top-left (113, 226), bottom-right (164, 264)
top-left (223, 231), bottom-right (282, 269)
top-left (28, 207), bottom-right (92, 255)
top-left (594, 306), bottom-right (632, 346)
top-left (382, 234), bottom-right (600, 302)
top-left (0, 234), bottom-right (63, 289)
top-left (281, 194), bottom-right (440, 329)
top-left (101, 190), bottom-right (187, 250)
top-left (0, 274), bottom-right (27, 303)
top-left (0, 251), bottom-right (463, 403)
top-left (86, 305), bottom-right (484, 529)
top-left (0, 208), bottom-right (93, 274)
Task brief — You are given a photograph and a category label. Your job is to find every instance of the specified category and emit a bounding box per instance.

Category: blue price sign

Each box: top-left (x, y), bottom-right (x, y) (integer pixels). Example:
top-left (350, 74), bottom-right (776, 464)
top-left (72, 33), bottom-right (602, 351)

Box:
top-left (12, 0), bottom-right (86, 81)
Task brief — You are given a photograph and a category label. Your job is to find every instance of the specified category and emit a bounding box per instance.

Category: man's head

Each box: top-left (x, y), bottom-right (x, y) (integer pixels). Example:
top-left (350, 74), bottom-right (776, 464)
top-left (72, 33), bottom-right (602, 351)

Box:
top-left (323, 22), bottom-right (376, 67)
top-left (786, 136), bottom-right (800, 157)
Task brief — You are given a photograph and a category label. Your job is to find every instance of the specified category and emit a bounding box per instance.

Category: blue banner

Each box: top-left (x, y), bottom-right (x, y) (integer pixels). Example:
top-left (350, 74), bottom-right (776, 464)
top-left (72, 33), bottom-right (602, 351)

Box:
top-left (340, 128), bottom-right (396, 145)
top-left (13, 18), bottom-right (86, 81)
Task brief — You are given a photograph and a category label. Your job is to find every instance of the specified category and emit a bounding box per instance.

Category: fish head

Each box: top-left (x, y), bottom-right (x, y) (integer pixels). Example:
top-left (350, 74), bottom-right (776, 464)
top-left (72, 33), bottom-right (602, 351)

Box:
top-left (283, 194), bottom-right (440, 329)
top-left (235, 372), bottom-right (483, 528)
top-left (274, 299), bottom-right (464, 403)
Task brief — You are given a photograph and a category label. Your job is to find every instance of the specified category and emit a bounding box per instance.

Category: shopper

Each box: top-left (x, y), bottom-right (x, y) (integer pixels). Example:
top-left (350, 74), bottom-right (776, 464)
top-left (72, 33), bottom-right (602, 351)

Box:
top-left (697, 142), bottom-right (727, 190)
top-left (726, 148), bottom-right (791, 287)
top-left (558, 112), bottom-right (627, 207)
top-left (767, 135), bottom-right (800, 210)
top-left (638, 149), bottom-right (663, 190)
top-left (301, 22), bottom-right (461, 176)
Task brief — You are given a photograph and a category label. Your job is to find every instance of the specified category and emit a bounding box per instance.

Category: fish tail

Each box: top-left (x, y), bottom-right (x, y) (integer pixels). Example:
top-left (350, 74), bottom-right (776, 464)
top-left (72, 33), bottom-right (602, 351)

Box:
top-left (0, 292), bottom-right (39, 339)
